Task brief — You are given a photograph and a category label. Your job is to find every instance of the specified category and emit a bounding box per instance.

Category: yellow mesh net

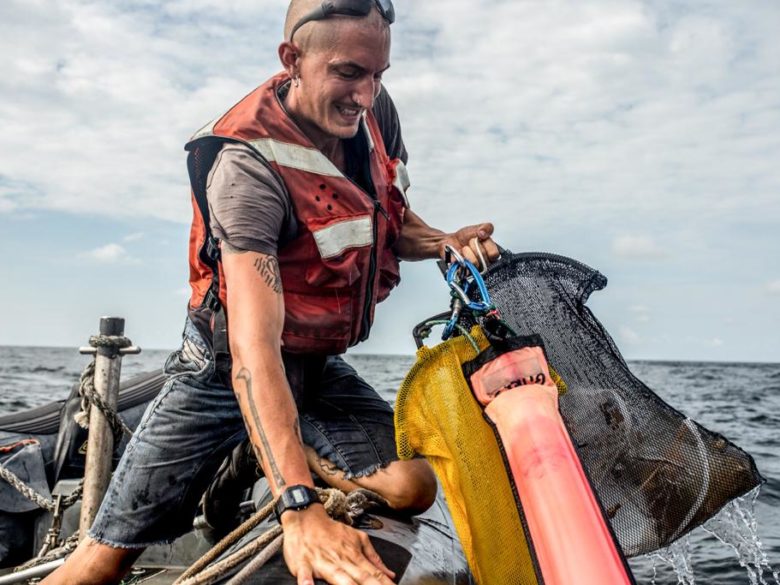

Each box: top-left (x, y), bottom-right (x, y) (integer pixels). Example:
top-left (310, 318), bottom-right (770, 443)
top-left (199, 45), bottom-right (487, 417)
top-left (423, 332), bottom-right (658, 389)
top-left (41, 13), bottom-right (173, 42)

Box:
top-left (395, 327), bottom-right (541, 585)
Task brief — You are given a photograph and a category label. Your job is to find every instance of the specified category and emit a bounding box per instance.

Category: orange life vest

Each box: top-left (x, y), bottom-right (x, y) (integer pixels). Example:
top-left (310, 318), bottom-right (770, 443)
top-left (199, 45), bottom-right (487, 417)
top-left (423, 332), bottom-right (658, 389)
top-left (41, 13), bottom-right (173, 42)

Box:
top-left (185, 72), bottom-right (410, 355)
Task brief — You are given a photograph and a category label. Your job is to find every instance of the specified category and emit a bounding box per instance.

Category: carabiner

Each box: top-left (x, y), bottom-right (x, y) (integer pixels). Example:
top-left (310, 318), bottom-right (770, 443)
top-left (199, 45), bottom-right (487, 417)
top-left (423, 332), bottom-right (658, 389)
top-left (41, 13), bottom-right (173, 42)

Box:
top-left (443, 244), bottom-right (467, 268)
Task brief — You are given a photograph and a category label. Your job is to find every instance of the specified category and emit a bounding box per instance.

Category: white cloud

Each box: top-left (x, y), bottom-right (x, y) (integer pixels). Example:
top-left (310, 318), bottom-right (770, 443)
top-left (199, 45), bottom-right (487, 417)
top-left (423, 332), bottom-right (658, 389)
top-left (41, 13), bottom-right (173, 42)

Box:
top-left (80, 243), bottom-right (138, 264)
top-left (612, 235), bottom-right (667, 260)
top-left (388, 0), bottom-right (780, 230)
top-left (123, 232), bottom-right (145, 242)
top-left (710, 337), bottom-right (725, 347)
top-left (619, 325), bottom-right (642, 345)
top-left (766, 280), bottom-right (780, 295)
top-left (0, 0), bottom-right (279, 223)
top-left (2, 0), bottom-right (780, 361)
top-left (629, 304), bottom-right (652, 323)
top-left (0, 0), bottom-right (777, 232)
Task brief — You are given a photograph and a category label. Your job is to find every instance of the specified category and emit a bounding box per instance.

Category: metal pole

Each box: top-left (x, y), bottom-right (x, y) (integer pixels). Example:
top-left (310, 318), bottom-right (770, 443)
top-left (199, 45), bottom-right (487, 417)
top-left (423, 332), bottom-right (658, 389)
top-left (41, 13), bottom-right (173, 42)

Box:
top-left (0, 559), bottom-right (65, 584)
top-left (78, 317), bottom-right (126, 539)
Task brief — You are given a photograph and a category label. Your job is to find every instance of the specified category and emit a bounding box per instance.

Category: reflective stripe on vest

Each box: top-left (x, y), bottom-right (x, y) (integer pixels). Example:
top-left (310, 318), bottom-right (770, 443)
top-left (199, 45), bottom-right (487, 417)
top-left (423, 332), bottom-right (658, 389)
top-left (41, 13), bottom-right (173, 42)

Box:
top-left (393, 160), bottom-right (411, 208)
top-left (248, 138), bottom-right (342, 177)
top-left (312, 216), bottom-right (373, 259)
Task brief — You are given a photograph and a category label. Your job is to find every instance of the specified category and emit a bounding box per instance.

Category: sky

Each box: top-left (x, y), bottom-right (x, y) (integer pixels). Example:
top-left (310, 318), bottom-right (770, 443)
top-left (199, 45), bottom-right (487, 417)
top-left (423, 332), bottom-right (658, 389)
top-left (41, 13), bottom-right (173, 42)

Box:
top-left (1, 0), bottom-right (778, 362)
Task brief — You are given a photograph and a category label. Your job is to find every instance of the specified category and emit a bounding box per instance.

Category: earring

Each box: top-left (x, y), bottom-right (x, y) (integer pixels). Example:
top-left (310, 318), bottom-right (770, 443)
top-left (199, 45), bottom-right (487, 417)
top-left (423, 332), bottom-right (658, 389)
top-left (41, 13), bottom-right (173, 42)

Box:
top-left (293, 76), bottom-right (301, 88)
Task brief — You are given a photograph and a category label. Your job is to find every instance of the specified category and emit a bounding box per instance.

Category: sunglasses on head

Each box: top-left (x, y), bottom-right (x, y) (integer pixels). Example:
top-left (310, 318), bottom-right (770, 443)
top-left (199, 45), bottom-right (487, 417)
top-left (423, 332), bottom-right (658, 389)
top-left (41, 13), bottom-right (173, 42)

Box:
top-left (289, 0), bottom-right (395, 43)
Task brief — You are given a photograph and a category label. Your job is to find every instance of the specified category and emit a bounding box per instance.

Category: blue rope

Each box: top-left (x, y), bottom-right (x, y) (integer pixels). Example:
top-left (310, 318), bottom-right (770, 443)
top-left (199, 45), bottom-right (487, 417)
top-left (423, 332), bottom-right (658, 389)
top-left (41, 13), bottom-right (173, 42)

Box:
top-left (446, 259), bottom-right (493, 312)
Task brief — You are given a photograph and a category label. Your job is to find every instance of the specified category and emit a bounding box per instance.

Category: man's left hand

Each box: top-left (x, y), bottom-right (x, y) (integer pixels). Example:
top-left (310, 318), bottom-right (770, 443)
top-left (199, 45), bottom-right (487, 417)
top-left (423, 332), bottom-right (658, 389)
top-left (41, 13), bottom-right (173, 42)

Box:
top-left (440, 222), bottom-right (500, 271)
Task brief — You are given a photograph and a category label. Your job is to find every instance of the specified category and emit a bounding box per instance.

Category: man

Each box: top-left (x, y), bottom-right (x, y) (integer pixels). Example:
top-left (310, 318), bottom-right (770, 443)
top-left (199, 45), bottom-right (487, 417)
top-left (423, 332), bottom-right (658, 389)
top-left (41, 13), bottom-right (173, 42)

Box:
top-left (45, 1), bottom-right (498, 584)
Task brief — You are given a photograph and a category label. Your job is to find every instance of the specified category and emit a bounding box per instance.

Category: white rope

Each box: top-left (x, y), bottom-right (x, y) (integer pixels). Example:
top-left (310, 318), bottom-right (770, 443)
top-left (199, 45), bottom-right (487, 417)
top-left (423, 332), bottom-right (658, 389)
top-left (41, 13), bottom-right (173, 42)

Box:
top-left (469, 237), bottom-right (489, 273)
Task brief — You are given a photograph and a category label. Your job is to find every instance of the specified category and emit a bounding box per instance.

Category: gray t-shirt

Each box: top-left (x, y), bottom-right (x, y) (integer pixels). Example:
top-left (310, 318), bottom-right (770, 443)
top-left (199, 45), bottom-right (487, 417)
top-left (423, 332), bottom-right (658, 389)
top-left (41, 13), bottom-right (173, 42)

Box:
top-left (207, 85), bottom-right (408, 256)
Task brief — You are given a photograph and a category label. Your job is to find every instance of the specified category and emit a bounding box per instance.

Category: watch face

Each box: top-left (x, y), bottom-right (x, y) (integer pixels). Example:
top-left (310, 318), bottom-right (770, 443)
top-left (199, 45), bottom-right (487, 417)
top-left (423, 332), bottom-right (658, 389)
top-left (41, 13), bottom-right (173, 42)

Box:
top-left (275, 485), bottom-right (319, 522)
top-left (289, 487), bottom-right (309, 505)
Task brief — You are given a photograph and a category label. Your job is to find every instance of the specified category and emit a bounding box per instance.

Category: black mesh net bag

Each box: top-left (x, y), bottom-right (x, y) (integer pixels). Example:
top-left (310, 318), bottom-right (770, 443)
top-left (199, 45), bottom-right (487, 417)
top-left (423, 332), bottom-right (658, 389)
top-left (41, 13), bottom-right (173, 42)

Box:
top-left (479, 252), bottom-right (763, 556)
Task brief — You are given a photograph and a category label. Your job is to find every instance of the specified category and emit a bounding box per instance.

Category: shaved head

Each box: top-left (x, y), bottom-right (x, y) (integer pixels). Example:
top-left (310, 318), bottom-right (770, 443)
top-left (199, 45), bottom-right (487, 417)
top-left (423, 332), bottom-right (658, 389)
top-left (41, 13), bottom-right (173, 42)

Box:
top-left (278, 0), bottom-right (392, 152)
top-left (284, 0), bottom-right (390, 53)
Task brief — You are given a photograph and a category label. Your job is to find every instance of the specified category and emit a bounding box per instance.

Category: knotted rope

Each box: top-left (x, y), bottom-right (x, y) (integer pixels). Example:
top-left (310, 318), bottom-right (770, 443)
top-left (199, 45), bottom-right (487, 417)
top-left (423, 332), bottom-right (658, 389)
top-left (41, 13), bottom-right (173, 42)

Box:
top-left (0, 446), bottom-right (82, 512)
top-left (174, 487), bottom-right (388, 585)
top-left (74, 335), bottom-right (134, 440)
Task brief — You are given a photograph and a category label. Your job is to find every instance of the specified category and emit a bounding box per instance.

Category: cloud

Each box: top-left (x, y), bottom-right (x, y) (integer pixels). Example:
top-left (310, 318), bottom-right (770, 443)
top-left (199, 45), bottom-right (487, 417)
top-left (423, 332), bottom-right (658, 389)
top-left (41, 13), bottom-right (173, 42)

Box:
top-left (389, 0), bottom-right (780, 229)
top-left (619, 325), bottom-right (642, 345)
top-left (629, 304), bottom-right (652, 323)
top-left (766, 280), bottom-right (780, 295)
top-left (123, 232), bottom-right (144, 242)
top-left (2, 0), bottom-right (780, 361)
top-left (710, 337), bottom-right (725, 347)
top-left (80, 243), bottom-right (138, 264)
top-left (0, 0), bottom-right (281, 223)
top-left (612, 235), bottom-right (667, 260)
top-left (0, 0), bottom-right (777, 234)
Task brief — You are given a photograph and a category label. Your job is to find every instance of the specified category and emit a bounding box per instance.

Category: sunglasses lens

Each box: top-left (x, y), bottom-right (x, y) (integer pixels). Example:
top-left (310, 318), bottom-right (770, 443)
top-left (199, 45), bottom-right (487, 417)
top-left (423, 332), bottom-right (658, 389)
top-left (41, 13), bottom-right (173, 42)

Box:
top-left (375, 0), bottom-right (395, 23)
top-left (332, 0), bottom-right (372, 17)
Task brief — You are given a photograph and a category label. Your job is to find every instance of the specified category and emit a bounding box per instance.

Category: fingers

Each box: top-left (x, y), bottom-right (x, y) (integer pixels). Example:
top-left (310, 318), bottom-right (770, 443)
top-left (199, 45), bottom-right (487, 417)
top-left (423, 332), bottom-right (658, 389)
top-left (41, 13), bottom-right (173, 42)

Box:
top-left (448, 222), bottom-right (500, 271)
top-left (468, 237), bottom-right (488, 272)
top-left (359, 533), bottom-right (395, 579)
top-left (315, 560), bottom-right (394, 585)
top-left (460, 241), bottom-right (481, 270)
top-left (481, 237), bottom-right (500, 262)
top-left (300, 558), bottom-right (392, 585)
top-left (461, 237), bottom-right (500, 272)
top-left (476, 222), bottom-right (494, 239)
top-left (340, 565), bottom-right (395, 585)
top-left (297, 563), bottom-right (315, 585)
top-left (336, 536), bottom-right (395, 584)
top-left (285, 518), bottom-right (395, 585)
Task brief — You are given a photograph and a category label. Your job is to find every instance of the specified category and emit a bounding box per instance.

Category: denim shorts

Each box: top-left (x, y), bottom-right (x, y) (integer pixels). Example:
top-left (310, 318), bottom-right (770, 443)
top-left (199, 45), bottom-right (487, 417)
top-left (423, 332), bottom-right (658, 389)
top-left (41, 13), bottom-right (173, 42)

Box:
top-left (89, 319), bottom-right (398, 548)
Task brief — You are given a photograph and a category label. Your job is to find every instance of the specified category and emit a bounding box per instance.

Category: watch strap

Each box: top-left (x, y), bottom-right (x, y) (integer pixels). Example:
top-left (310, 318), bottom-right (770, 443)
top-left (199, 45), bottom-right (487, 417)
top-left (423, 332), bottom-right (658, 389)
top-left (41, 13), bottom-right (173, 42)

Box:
top-left (274, 485), bottom-right (320, 522)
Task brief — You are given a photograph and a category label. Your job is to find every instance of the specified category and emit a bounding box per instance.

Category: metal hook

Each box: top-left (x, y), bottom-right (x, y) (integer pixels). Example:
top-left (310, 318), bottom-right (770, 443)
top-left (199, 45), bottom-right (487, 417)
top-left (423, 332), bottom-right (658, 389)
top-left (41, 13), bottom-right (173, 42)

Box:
top-left (443, 244), bottom-right (467, 267)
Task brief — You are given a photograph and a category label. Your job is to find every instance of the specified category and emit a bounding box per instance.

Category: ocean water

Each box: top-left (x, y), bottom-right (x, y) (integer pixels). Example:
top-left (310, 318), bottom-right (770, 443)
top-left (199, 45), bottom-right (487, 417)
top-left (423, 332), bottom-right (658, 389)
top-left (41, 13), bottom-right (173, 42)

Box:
top-left (1, 346), bottom-right (778, 584)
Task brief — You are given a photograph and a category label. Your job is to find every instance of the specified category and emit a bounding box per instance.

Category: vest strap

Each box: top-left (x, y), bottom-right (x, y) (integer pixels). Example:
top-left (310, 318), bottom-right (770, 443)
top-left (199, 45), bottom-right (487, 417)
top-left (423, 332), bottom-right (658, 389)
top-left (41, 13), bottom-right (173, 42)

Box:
top-left (248, 138), bottom-right (342, 177)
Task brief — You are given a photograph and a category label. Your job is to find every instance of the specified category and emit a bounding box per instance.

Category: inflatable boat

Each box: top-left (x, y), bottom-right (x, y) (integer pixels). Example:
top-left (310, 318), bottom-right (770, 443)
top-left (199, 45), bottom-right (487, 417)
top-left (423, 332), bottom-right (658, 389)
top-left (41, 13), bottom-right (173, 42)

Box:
top-left (0, 370), bottom-right (473, 584)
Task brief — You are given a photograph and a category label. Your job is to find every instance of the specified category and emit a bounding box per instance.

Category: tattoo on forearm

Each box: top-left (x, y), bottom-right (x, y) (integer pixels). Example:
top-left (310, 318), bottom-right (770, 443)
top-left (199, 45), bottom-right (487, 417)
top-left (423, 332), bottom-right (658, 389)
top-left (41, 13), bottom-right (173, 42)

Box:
top-left (318, 456), bottom-right (343, 479)
top-left (235, 368), bottom-right (286, 489)
top-left (253, 256), bottom-right (283, 294)
top-left (238, 410), bottom-right (265, 467)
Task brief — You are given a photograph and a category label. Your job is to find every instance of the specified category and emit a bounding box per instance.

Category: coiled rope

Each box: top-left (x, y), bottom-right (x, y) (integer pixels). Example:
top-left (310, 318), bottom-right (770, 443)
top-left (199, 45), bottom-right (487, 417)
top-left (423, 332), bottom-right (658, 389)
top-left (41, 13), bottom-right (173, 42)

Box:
top-left (74, 335), bottom-right (134, 440)
top-left (174, 487), bottom-right (388, 585)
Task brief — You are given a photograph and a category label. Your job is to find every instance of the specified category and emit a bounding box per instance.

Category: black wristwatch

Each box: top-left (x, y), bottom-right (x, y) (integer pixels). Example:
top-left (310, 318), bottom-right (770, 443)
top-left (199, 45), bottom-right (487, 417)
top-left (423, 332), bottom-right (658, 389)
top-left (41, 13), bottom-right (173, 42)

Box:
top-left (274, 485), bottom-right (321, 522)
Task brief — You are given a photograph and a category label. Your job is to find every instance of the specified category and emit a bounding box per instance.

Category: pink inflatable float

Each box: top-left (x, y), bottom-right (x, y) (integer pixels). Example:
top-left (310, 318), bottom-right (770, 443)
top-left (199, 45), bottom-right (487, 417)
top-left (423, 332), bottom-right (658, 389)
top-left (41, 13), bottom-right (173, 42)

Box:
top-left (465, 338), bottom-right (634, 584)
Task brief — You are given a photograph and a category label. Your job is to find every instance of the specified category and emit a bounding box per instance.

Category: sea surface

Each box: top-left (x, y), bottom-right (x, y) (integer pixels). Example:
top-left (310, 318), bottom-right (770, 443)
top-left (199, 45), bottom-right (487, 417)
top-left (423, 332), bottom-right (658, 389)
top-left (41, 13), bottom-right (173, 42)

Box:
top-left (1, 346), bottom-right (778, 584)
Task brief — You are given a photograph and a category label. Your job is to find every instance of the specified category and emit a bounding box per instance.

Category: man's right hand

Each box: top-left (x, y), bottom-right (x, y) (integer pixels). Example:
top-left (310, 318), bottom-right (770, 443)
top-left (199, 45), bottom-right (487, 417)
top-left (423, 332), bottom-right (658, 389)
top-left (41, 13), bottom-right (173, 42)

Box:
top-left (223, 250), bottom-right (395, 584)
top-left (282, 505), bottom-right (396, 585)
